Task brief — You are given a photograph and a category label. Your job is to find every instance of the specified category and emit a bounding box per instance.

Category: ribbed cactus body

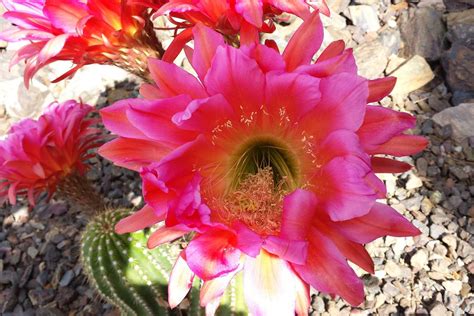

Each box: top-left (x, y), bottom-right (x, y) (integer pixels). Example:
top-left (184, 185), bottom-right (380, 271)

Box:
top-left (81, 209), bottom-right (178, 315)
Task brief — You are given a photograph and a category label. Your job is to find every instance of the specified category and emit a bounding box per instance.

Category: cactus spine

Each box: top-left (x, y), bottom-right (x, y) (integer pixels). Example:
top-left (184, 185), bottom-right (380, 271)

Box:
top-left (81, 208), bottom-right (178, 315)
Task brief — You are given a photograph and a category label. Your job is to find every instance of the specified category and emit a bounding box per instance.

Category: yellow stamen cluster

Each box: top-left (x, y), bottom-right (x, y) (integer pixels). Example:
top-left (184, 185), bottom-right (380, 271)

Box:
top-left (215, 167), bottom-right (286, 235)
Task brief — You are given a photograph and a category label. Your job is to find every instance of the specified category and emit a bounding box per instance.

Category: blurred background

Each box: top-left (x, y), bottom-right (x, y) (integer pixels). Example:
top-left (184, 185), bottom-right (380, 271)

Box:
top-left (0, 0), bottom-right (473, 315)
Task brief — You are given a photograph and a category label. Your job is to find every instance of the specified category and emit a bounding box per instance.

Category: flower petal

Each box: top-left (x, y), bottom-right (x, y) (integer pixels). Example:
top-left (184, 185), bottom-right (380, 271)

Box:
top-left (371, 157), bottom-right (412, 174)
top-left (192, 24), bottom-right (225, 81)
top-left (115, 204), bottom-right (165, 234)
top-left (280, 189), bottom-right (318, 240)
top-left (185, 229), bottom-right (241, 280)
top-left (200, 268), bottom-right (241, 307)
top-left (148, 58), bottom-right (207, 98)
top-left (337, 202), bottom-right (421, 244)
top-left (369, 135), bottom-right (428, 157)
top-left (283, 12), bottom-right (323, 71)
top-left (243, 250), bottom-right (298, 315)
top-left (169, 252), bottom-right (195, 309)
top-left (235, 0), bottom-right (263, 27)
top-left (293, 227), bottom-right (364, 306)
top-left (367, 77), bottom-right (397, 103)
top-left (147, 225), bottom-right (189, 249)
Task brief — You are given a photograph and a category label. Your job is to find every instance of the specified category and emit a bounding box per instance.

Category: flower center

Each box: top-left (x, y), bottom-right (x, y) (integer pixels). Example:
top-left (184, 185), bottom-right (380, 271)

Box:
top-left (228, 137), bottom-right (299, 191)
top-left (211, 137), bottom-right (300, 235)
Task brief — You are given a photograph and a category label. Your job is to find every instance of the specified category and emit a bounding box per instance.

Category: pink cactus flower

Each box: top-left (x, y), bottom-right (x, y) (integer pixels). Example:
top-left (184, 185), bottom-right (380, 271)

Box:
top-left (0, 100), bottom-right (101, 206)
top-left (154, 0), bottom-right (329, 61)
top-left (100, 12), bottom-right (426, 314)
top-left (0, 0), bottom-right (166, 86)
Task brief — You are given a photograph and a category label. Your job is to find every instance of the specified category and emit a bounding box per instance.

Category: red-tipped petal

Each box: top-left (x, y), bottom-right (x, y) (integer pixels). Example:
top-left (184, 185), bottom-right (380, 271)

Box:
top-left (283, 12), bottom-right (323, 71)
top-left (162, 28), bottom-right (193, 63)
top-left (371, 157), bottom-right (412, 173)
top-left (367, 77), bottom-right (397, 103)
top-left (317, 40), bottom-right (345, 62)
top-left (115, 204), bottom-right (165, 234)
top-left (369, 135), bottom-right (428, 157)
top-left (192, 24), bottom-right (225, 81)
top-left (147, 226), bottom-right (188, 249)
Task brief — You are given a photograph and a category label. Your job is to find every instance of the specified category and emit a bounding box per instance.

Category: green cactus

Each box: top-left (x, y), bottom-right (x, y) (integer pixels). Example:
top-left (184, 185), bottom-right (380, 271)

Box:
top-left (81, 208), bottom-right (249, 315)
top-left (81, 208), bottom-right (179, 315)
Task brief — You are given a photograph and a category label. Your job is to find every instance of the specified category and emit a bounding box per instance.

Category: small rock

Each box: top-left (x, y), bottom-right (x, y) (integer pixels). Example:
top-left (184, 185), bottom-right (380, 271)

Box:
top-left (411, 249), bottom-right (428, 269)
top-left (443, 42), bottom-right (474, 96)
top-left (26, 247), bottom-right (38, 259)
top-left (444, 0), bottom-right (474, 12)
top-left (353, 39), bottom-right (390, 79)
top-left (442, 280), bottom-right (463, 294)
top-left (430, 224), bottom-right (446, 239)
top-left (382, 282), bottom-right (400, 298)
top-left (390, 55), bottom-right (435, 96)
top-left (59, 270), bottom-right (74, 287)
top-left (27, 289), bottom-right (55, 306)
top-left (430, 302), bottom-right (448, 316)
top-left (406, 174), bottom-right (423, 190)
top-left (384, 261), bottom-right (402, 278)
top-left (348, 5), bottom-right (380, 33)
top-left (432, 103), bottom-right (474, 141)
top-left (446, 9), bottom-right (474, 46)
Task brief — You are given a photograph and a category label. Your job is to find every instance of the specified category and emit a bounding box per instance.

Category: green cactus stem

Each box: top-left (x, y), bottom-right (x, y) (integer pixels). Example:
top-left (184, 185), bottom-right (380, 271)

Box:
top-left (81, 208), bottom-right (179, 315)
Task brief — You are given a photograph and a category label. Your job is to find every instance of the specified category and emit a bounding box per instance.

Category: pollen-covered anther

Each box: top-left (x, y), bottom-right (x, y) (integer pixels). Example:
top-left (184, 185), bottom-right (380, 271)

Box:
top-left (217, 167), bottom-right (286, 235)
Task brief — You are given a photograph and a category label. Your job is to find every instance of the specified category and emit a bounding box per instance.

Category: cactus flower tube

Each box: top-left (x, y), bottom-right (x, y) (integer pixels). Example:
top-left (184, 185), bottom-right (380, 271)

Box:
top-left (100, 13), bottom-right (426, 315)
top-left (0, 0), bottom-right (166, 86)
top-left (0, 100), bottom-right (103, 210)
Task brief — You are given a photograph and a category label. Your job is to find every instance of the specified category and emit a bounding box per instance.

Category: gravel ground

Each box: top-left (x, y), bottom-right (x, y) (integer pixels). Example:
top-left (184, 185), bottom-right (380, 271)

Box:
top-left (1, 0), bottom-right (473, 315)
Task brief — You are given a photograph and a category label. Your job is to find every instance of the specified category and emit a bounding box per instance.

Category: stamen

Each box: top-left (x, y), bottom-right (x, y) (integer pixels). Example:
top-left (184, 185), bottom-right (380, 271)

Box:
top-left (213, 167), bottom-right (286, 235)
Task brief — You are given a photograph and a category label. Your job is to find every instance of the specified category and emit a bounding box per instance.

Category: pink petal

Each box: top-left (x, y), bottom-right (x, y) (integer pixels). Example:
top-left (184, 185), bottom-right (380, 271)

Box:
top-left (204, 45), bottom-right (265, 113)
top-left (233, 222), bottom-right (263, 257)
top-left (100, 99), bottom-right (148, 139)
top-left (357, 106), bottom-right (416, 152)
top-left (147, 225), bottom-right (189, 249)
top-left (43, 0), bottom-right (88, 32)
top-left (371, 157), bottom-right (412, 174)
top-left (139, 83), bottom-right (165, 100)
top-left (263, 236), bottom-right (308, 265)
top-left (200, 268), bottom-right (241, 307)
top-left (169, 252), bottom-right (195, 309)
top-left (265, 72), bottom-right (321, 121)
top-left (367, 77), bottom-right (397, 103)
top-left (317, 156), bottom-right (377, 221)
top-left (270, 0), bottom-right (310, 18)
top-left (243, 250), bottom-right (299, 315)
top-left (337, 202), bottom-right (421, 244)
top-left (148, 58), bottom-right (207, 98)
top-left (316, 40), bottom-right (345, 62)
top-left (280, 189), bottom-right (318, 240)
top-left (185, 229), bottom-right (241, 280)
top-left (317, 130), bottom-right (365, 165)
top-left (283, 12), bottom-right (323, 71)
top-left (235, 0), bottom-right (263, 27)
top-left (115, 204), bottom-right (165, 234)
top-left (243, 43), bottom-right (285, 72)
top-left (293, 227), bottom-right (365, 306)
top-left (171, 94), bottom-right (234, 132)
top-left (162, 28), bottom-right (193, 63)
top-left (369, 135), bottom-right (428, 157)
top-left (301, 73), bottom-right (368, 138)
top-left (296, 49), bottom-right (357, 77)
top-left (99, 137), bottom-right (171, 171)
top-left (37, 33), bottom-right (69, 65)
top-left (192, 24), bottom-right (225, 81)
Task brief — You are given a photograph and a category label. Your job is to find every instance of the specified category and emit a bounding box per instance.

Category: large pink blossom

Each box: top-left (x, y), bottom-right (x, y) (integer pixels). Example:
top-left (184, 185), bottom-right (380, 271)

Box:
top-left (0, 100), bottom-right (101, 205)
top-left (100, 12), bottom-right (426, 314)
top-left (0, 0), bottom-right (166, 86)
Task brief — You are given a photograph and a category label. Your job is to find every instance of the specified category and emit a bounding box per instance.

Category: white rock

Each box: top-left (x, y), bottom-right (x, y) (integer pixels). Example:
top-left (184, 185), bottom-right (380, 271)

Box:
top-left (410, 249), bottom-right (428, 269)
top-left (390, 55), bottom-right (435, 96)
top-left (354, 39), bottom-right (390, 79)
top-left (325, 0), bottom-right (351, 13)
top-left (432, 103), bottom-right (474, 141)
top-left (349, 5), bottom-right (381, 33)
top-left (406, 174), bottom-right (423, 190)
top-left (442, 280), bottom-right (463, 294)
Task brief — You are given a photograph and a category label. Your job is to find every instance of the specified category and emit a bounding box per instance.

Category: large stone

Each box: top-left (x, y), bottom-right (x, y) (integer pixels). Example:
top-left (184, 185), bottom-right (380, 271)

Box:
top-left (443, 42), bottom-right (474, 94)
top-left (390, 55), bottom-right (434, 96)
top-left (418, 0), bottom-right (446, 10)
top-left (443, 0), bottom-right (474, 12)
top-left (400, 8), bottom-right (446, 61)
top-left (348, 5), bottom-right (380, 33)
top-left (432, 103), bottom-right (474, 141)
top-left (353, 39), bottom-right (390, 79)
top-left (446, 9), bottom-right (474, 47)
